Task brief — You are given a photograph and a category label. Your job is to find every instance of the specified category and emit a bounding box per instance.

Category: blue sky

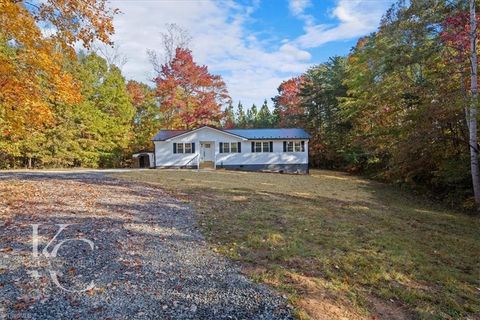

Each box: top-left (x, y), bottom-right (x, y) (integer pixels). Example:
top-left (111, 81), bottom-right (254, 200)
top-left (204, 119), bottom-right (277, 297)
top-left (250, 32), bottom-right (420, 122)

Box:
top-left (107, 0), bottom-right (394, 108)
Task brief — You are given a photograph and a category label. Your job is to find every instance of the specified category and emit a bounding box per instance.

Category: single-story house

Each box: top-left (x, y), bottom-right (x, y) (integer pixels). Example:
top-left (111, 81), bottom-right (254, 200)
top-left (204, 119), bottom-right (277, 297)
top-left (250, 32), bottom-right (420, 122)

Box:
top-left (142, 125), bottom-right (310, 174)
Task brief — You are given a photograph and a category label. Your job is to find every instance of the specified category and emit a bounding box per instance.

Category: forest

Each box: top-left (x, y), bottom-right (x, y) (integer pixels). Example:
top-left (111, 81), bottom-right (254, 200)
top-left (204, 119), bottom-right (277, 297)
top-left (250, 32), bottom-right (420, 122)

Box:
top-left (1, 0), bottom-right (479, 209)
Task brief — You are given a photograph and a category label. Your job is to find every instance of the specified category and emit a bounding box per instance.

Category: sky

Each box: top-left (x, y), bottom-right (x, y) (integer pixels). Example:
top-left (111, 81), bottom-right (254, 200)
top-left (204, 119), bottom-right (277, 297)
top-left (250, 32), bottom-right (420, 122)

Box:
top-left (107, 0), bottom-right (394, 108)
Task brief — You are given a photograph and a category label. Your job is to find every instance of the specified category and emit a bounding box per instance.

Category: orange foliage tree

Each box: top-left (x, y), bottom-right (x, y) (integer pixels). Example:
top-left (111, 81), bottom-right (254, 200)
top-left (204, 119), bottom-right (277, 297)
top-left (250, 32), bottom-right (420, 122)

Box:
top-left (154, 48), bottom-right (231, 129)
top-left (0, 0), bottom-right (116, 156)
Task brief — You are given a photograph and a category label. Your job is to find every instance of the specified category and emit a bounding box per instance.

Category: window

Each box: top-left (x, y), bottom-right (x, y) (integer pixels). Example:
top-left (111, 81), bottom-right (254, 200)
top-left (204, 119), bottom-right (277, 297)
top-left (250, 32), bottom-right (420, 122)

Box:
top-left (294, 141), bottom-right (301, 152)
top-left (184, 143), bottom-right (192, 153)
top-left (252, 141), bottom-right (273, 152)
top-left (286, 141), bottom-right (294, 152)
top-left (219, 142), bottom-right (241, 153)
top-left (223, 142), bottom-right (230, 153)
top-left (263, 141), bottom-right (270, 152)
top-left (284, 141), bottom-right (305, 153)
top-left (174, 142), bottom-right (194, 154)
top-left (255, 142), bottom-right (262, 152)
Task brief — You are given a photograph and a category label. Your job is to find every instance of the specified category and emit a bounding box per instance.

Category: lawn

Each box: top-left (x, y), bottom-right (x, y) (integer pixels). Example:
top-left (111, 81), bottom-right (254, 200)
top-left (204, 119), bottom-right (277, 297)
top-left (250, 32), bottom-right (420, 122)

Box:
top-left (111, 169), bottom-right (480, 320)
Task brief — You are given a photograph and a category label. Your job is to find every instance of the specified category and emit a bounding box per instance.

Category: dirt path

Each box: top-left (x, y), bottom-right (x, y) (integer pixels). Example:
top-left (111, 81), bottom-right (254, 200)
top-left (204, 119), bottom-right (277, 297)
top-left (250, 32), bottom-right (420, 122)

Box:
top-left (0, 172), bottom-right (292, 319)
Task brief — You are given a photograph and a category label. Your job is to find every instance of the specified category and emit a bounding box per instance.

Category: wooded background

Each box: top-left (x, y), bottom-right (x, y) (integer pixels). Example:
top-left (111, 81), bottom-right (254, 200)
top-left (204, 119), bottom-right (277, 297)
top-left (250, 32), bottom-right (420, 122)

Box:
top-left (1, 0), bottom-right (478, 208)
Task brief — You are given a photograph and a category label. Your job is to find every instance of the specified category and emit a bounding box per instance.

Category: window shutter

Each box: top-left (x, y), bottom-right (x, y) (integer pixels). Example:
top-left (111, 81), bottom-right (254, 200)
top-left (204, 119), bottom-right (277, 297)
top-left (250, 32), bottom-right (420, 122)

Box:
top-left (301, 141), bottom-right (305, 152)
top-left (192, 143), bottom-right (195, 153)
top-left (219, 142), bottom-right (223, 153)
top-left (251, 142), bottom-right (255, 152)
top-left (237, 142), bottom-right (241, 153)
top-left (173, 143), bottom-right (177, 154)
top-left (283, 141), bottom-right (287, 152)
top-left (269, 141), bottom-right (273, 152)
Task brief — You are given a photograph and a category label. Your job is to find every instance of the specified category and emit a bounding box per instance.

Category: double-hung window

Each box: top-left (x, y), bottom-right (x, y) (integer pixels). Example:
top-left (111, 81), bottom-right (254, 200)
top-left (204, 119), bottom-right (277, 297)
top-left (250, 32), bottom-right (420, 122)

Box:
top-left (174, 142), bottom-right (194, 154)
top-left (252, 141), bottom-right (273, 153)
top-left (219, 142), bottom-right (241, 153)
top-left (184, 143), bottom-right (192, 153)
top-left (255, 142), bottom-right (262, 153)
top-left (223, 142), bottom-right (230, 153)
top-left (284, 141), bottom-right (305, 152)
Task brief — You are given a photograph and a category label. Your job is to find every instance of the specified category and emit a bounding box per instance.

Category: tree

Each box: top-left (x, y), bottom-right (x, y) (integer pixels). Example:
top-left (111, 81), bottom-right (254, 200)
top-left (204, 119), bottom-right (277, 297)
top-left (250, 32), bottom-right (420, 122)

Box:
top-left (257, 100), bottom-right (273, 128)
top-left (222, 103), bottom-right (236, 128)
top-left (236, 102), bottom-right (247, 128)
top-left (300, 57), bottom-right (348, 168)
top-left (272, 76), bottom-right (305, 127)
top-left (76, 53), bottom-right (134, 167)
top-left (148, 23), bottom-right (192, 75)
top-left (128, 81), bottom-right (160, 152)
top-left (468, 0), bottom-right (480, 210)
top-left (440, 1), bottom-right (480, 208)
top-left (154, 48), bottom-right (230, 129)
top-left (246, 104), bottom-right (258, 128)
top-left (0, 0), bottom-right (117, 167)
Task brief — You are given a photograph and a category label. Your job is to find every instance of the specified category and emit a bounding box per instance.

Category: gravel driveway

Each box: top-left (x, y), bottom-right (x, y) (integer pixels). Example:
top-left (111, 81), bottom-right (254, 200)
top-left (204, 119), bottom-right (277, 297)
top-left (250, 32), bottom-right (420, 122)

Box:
top-left (0, 172), bottom-right (293, 319)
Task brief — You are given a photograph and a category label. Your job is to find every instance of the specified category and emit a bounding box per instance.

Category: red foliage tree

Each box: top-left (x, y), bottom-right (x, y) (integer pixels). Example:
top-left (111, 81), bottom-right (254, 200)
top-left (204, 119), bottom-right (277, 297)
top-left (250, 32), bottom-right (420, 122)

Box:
top-left (441, 5), bottom-right (480, 210)
top-left (154, 48), bottom-right (231, 129)
top-left (441, 11), bottom-right (480, 65)
top-left (272, 76), bottom-right (305, 127)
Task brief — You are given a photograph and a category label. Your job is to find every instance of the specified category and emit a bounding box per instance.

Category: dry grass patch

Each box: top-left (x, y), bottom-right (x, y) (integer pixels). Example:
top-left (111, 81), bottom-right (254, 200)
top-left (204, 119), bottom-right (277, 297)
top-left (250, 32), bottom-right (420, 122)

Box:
top-left (111, 169), bottom-right (480, 320)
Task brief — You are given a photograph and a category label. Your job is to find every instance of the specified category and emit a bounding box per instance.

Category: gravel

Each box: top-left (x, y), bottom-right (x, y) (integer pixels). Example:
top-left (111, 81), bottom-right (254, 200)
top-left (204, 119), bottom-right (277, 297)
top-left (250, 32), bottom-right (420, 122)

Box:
top-left (0, 172), bottom-right (293, 319)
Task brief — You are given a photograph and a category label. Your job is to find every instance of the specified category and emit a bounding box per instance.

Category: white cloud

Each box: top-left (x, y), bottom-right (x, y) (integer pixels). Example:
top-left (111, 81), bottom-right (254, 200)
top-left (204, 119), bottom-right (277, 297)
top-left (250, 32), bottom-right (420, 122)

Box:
top-left (104, 0), bottom-right (392, 107)
top-left (107, 0), bottom-right (309, 107)
top-left (288, 0), bottom-right (314, 26)
top-left (294, 0), bottom-right (393, 48)
top-left (289, 0), bottom-right (311, 16)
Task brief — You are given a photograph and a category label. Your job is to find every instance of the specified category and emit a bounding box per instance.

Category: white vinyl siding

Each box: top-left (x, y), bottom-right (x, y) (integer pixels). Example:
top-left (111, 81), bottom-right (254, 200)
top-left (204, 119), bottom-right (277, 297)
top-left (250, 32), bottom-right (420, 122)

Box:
top-left (154, 127), bottom-right (308, 168)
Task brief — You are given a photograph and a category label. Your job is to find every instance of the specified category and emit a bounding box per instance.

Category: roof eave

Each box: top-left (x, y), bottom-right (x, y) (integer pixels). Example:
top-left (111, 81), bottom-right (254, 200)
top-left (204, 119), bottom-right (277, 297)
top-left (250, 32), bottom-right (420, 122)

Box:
top-left (164, 126), bottom-right (248, 141)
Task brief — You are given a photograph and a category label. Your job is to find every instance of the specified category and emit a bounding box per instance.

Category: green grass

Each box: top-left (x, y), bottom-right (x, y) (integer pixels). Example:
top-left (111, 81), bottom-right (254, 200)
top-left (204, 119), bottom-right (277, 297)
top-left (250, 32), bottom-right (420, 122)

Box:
top-left (111, 169), bottom-right (480, 320)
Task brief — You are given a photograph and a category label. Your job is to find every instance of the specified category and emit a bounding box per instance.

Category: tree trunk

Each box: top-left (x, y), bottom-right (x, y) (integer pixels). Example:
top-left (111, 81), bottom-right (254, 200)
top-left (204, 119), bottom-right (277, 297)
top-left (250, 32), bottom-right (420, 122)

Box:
top-left (469, 0), bottom-right (480, 211)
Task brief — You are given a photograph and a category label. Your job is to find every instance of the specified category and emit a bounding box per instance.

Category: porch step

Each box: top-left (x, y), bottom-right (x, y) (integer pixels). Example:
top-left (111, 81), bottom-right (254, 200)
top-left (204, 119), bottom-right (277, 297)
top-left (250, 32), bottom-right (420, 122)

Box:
top-left (199, 161), bottom-right (214, 169)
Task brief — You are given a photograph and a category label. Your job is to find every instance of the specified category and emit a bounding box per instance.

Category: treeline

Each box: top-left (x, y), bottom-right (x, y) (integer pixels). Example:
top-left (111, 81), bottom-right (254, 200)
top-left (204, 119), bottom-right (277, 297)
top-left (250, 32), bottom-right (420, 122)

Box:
top-left (219, 1), bottom-right (476, 207)
top-left (2, 0), bottom-right (478, 207)
top-left (272, 1), bottom-right (474, 208)
top-left (1, 1), bottom-right (228, 168)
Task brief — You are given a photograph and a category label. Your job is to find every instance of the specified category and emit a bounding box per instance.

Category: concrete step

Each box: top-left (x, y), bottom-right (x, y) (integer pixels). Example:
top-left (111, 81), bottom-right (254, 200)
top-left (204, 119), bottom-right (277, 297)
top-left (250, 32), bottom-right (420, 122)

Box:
top-left (199, 161), bottom-right (214, 169)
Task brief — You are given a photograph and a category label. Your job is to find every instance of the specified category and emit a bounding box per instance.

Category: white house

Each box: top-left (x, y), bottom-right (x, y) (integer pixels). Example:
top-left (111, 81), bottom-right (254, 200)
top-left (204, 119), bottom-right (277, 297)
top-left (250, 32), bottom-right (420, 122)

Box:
top-left (143, 126), bottom-right (310, 174)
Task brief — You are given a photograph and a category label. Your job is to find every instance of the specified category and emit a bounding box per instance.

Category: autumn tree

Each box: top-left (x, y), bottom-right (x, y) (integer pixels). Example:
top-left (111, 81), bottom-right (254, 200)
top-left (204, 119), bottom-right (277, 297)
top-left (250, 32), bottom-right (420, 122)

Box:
top-left (154, 48), bottom-right (230, 129)
top-left (148, 23), bottom-right (192, 75)
top-left (441, 1), bottom-right (480, 209)
top-left (0, 0), bottom-right (117, 167)
top-left (128, 81), bottom-right (160, 152)
top-left (272, 76), bottom-right (305, 127)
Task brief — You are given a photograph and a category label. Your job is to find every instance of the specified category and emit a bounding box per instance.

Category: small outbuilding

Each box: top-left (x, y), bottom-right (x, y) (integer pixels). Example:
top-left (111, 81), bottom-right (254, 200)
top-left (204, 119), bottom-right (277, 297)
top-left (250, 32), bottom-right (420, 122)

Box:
top-left (132, 151), bottom-right (154, 168)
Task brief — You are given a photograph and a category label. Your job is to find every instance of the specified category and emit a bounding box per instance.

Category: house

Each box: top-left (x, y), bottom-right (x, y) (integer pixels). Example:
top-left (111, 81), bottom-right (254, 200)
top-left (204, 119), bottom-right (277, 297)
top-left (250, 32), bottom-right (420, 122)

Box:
top-left (144, 126), bottom-right (310, 174)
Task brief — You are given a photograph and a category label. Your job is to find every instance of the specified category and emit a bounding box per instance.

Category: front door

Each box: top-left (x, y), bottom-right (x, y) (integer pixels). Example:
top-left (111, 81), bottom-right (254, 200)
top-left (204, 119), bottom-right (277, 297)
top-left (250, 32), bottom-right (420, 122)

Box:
top-left (200, 142), bottom-right (214, 162)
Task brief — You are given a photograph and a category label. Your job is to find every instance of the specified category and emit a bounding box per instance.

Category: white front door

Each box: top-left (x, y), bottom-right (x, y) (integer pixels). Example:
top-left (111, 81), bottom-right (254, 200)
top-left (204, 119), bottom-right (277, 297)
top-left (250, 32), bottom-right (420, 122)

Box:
top-left (200, 142), bottom-right (214, 162)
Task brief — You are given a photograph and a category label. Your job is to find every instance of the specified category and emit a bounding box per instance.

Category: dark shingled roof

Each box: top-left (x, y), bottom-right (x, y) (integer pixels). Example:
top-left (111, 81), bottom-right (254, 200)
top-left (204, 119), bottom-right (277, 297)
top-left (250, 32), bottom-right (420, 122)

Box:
top-left (151, 130), bottom-right (188, 141)
top-left (151, 127), bottom-right (310, 141)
